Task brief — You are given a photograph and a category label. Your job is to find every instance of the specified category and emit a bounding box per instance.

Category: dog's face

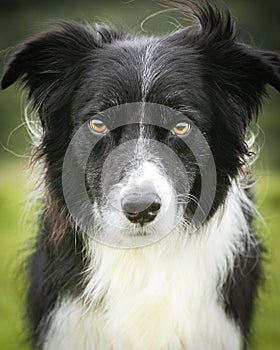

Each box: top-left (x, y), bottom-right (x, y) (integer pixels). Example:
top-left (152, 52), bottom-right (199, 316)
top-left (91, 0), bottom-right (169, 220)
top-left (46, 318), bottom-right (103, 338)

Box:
top-left (2, 2), bottom-right (280, 246)
top-left (79, 102), bottom-right (200, 246)
top-left (69, 39), bottom-right (216, 246)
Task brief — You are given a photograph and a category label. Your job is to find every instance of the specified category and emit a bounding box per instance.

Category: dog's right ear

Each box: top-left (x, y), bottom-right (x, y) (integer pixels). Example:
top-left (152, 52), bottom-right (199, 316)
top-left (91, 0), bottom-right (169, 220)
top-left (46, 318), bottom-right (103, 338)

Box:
top-left (1, 22), bottom-right (122, 123)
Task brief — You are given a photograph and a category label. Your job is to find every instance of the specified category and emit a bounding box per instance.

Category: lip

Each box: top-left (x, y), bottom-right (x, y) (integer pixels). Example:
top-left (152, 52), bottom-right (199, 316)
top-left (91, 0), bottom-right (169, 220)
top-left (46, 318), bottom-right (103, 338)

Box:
top-left (127, 230), bottom-right (150, 237)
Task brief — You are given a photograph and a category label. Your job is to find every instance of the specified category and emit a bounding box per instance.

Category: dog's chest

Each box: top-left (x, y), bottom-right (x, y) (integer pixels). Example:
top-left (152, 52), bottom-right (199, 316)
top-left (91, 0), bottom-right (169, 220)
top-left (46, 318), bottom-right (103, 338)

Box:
top-left (43, 232), bottom-right (243, 350)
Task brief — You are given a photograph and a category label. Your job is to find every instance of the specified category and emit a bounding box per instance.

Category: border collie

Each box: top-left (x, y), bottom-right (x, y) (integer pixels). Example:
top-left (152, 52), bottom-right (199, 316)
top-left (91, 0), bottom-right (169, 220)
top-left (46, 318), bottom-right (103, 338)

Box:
top-left (2, 1), bottom-right (280, 349)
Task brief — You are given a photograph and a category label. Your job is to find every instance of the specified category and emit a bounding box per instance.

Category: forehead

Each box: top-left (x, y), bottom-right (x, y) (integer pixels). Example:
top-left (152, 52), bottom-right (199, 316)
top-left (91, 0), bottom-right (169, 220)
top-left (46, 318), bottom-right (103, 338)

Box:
top-left (74, 36), bottom-right (207, 120)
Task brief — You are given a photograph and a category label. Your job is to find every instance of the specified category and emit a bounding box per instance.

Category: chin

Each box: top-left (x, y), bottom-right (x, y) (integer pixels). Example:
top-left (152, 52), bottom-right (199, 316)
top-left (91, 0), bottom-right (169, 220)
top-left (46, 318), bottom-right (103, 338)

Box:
top-left (2, 1), bottom-right (279, 349)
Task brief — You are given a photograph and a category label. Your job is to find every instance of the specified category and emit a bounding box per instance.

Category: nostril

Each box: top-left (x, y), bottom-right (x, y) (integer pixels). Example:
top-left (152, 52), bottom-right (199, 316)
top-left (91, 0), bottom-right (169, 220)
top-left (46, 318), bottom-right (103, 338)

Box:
top-left (148, 202), bottom-right (161, 214)
top-left (122, 192), bottom-right (161, 225)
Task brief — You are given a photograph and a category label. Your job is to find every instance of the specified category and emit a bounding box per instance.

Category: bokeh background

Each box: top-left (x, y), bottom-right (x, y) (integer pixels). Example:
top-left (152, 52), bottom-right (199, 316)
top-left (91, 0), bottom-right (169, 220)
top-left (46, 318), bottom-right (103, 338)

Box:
top-left (0, 0), bottom-right (279, 349)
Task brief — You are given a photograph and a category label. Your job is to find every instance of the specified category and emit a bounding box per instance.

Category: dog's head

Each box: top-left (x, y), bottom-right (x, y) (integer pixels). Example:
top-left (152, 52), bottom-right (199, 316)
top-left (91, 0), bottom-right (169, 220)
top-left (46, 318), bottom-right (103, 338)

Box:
top-left (2, 1), bottom-right (280, 247)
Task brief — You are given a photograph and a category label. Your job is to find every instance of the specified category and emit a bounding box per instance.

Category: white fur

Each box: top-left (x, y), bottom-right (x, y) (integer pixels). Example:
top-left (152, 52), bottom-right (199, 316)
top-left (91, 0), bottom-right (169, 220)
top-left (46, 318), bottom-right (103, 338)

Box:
top-left (113, 38), bottom-right (158, 101)
top-left (43, 183), bottom-right (251, 350)
top-left (141, 43), bottom-right (157, 99)
top-left (93, 161), bottom-right (177, 248)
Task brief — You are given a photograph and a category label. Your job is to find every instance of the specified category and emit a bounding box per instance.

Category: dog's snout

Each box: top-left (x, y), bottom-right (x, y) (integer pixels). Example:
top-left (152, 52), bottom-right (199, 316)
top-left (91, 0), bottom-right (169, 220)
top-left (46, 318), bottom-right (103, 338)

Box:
top-left (122, 191), bottom-right (161, 225)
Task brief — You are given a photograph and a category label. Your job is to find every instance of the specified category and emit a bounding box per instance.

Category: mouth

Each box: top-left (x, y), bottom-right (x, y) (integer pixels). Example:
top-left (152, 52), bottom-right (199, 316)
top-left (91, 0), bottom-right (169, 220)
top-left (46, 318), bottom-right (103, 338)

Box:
top-left (127, 228), bottom-right (151, 237)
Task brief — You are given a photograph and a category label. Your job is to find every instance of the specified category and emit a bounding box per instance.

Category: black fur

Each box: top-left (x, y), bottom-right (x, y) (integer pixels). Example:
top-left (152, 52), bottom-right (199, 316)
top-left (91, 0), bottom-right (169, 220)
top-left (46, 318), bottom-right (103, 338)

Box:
top-left (26, 219), bottom-right (85, 347)
top-left (1, 1), bottom-right (280, 349)
top-left (222, 187), bottom-right (265, 349)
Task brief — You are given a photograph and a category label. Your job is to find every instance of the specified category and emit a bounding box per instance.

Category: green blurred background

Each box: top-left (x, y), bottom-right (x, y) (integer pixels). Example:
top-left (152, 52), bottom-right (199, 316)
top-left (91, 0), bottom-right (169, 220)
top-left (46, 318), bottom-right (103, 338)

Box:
top-left (0, 0), bottom-right (279, 349)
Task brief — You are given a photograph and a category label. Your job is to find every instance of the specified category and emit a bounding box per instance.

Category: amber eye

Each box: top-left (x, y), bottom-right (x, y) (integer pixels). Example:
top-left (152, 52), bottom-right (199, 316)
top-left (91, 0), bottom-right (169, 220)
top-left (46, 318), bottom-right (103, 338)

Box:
top-left (172, 122), bottom-right (191, 136)
top-left (89, 119), bottom-right (108, 134)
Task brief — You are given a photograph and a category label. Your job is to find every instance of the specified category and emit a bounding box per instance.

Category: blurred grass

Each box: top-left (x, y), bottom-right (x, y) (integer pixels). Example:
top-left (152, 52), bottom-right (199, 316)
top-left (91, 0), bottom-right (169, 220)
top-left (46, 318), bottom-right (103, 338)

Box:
top-left (252, 174), bottom-right (280, 349)
top-left (0, 163), bottom-right (30, 350)
top-left (0, 163), bottom-right (280, 349)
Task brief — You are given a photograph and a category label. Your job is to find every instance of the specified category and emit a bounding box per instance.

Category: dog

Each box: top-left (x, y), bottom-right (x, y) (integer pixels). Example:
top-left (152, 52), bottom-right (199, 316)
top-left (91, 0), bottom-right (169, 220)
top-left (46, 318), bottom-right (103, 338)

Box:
top-left (2, 0), bottom-right (280, 349)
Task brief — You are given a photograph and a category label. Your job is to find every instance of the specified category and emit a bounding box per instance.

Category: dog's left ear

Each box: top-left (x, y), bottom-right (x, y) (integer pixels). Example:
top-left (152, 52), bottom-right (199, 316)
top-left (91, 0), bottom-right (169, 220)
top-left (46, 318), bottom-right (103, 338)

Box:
top-left (225, 43), bottom-right (280, 94)
top-left (220, 43), bottom-right (280, 123)
top-left (164, 0), bottom-right (280, 125)
top-left (211, 40), bottom-right (280, 129)
top-left (253, 48), bottom-right (280, 92)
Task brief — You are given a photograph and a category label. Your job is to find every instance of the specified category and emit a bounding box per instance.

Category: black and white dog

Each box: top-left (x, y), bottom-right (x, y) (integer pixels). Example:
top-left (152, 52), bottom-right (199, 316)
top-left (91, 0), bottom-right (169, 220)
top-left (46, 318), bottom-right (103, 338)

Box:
top-left (2, 0), bottom-right (280, 349)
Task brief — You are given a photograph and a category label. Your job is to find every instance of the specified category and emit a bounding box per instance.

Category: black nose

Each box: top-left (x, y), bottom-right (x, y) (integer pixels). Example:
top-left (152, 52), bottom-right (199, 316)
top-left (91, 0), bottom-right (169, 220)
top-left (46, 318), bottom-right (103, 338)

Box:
top-left (122, 192), bottom-right (161, 225)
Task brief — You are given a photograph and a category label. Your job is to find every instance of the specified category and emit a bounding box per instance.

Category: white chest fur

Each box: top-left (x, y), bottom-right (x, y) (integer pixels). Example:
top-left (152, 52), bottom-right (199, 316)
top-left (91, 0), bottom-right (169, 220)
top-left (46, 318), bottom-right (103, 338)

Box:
top-left (43, 186), bottom-right (248, 350)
